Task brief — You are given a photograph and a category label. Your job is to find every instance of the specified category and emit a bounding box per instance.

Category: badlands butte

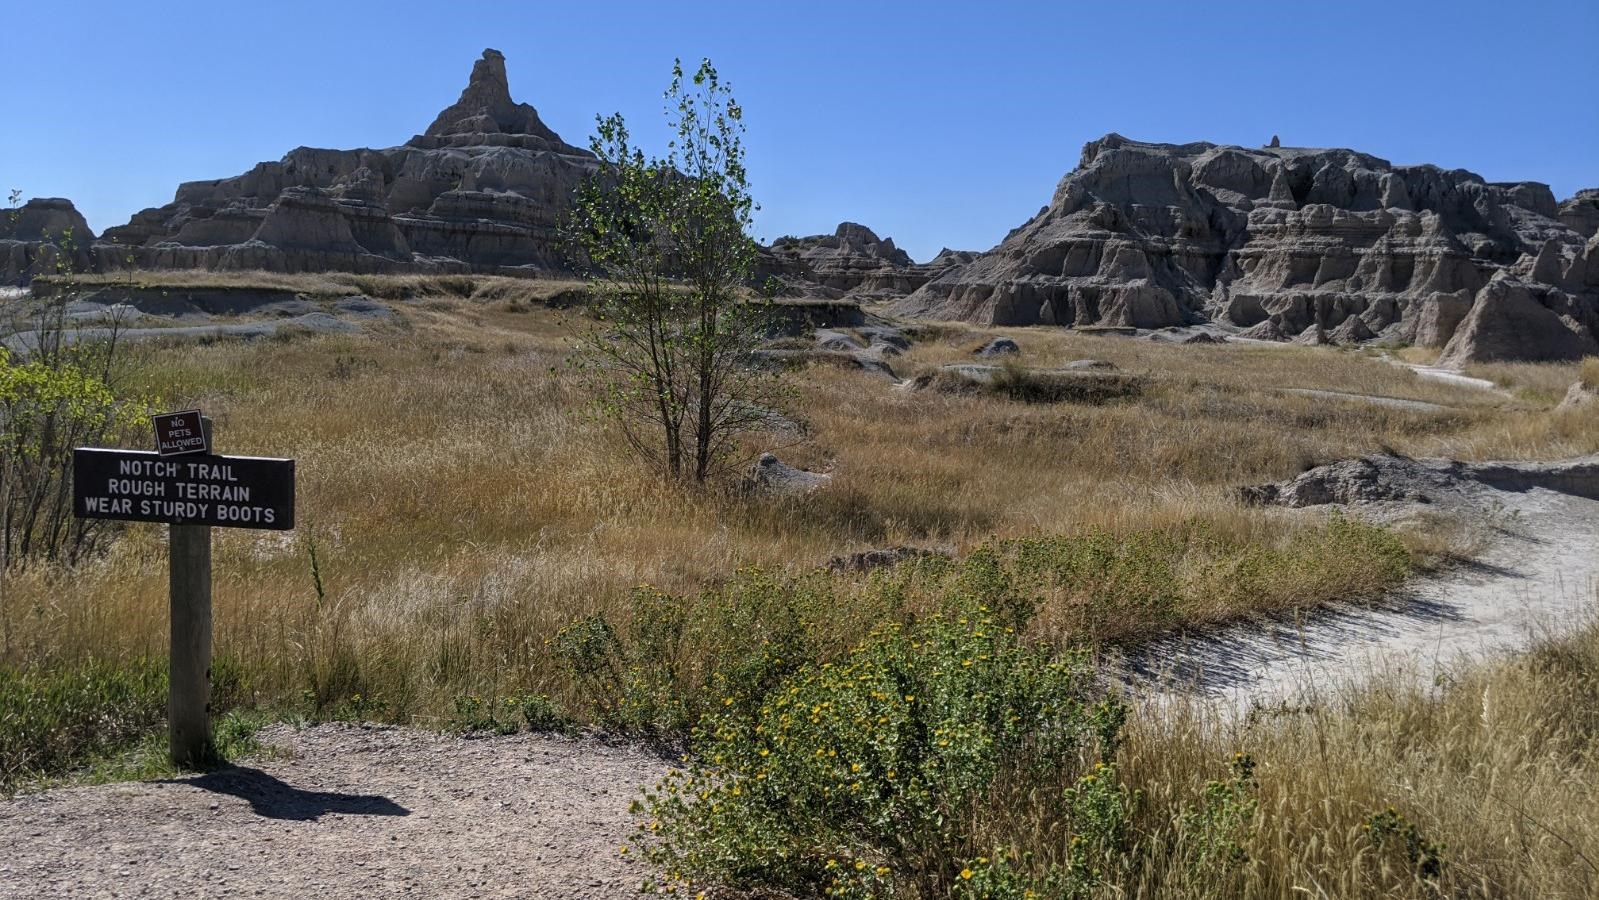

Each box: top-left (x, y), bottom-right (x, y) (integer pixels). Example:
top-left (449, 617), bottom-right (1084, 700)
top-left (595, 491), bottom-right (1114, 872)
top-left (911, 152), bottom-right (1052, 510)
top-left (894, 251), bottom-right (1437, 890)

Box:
top-left (4, 46), bottom-right (1597, 368)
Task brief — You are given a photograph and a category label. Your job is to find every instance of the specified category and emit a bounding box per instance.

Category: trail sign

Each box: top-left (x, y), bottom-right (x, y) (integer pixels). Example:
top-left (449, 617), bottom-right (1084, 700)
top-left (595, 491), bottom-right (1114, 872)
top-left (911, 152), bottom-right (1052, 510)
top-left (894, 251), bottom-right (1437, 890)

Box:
top-left (73, 426), bottom-right (297, 768)
top-left (152, 409), bottom-right (210, 456)
top-left (73, 448), bottom-right (295, 529)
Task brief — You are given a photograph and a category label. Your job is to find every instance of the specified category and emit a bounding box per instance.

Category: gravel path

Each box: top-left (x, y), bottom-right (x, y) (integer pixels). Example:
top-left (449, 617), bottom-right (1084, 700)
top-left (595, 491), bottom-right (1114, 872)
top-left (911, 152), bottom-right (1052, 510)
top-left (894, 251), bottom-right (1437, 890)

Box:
top-left (0, 723), bottom-right (671, 899)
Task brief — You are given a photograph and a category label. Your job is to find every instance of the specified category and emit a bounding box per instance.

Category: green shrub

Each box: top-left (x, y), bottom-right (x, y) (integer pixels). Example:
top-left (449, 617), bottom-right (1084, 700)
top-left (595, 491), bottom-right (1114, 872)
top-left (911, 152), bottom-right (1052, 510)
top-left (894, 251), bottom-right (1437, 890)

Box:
top-left (1179, 752), bottom-right (1259, 877)
top-left (449, 695), bottom-right (521, 735)
top-left (552, 573), bottom-right (879, 736)
top-left (1367, 805), bottom-right (1446, 882)
top-left (518, 693), bottom-right (569, 732)
top-left (634, 593), bottom-right (1115, 897)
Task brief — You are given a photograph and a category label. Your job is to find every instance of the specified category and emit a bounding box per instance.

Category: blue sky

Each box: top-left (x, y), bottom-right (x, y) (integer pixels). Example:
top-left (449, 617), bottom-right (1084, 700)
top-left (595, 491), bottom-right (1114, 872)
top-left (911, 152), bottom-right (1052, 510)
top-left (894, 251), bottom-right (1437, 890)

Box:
top-left (5, 0), bottom-right (1595, 262)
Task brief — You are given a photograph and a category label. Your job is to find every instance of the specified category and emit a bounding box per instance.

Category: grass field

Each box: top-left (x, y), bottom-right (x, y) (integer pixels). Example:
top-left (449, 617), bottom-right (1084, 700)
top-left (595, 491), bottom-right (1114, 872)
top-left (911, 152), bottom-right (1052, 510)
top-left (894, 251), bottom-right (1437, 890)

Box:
top-left (3, 275), bottom-right (1597, 894)
top-left (4, 283), bottom-right (1595, 743)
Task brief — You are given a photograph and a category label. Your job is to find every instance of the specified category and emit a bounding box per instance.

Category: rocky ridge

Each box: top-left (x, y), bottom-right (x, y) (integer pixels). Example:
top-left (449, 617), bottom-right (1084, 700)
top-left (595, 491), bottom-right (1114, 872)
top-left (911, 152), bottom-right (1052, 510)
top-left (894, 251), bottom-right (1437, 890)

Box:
top-left (3, 50), bottom-right (600, 284)
top-left (7, 64), bottom-right (1596, 365)
top-left (892, 134), bottom-right (1599, 363)
top-left (757, 222), bottom-right (975, 299)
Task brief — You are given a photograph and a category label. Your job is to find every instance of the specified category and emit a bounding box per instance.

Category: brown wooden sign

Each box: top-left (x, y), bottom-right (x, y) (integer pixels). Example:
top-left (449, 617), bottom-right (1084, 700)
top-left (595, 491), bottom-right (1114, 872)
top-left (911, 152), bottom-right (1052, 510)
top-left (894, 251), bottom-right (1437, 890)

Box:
top-left (73, 447), bottom-right (295, 530)
top-left (73, 421), bottom-right (296, 768)
top-left (153, 409), bottom-right (210, 457)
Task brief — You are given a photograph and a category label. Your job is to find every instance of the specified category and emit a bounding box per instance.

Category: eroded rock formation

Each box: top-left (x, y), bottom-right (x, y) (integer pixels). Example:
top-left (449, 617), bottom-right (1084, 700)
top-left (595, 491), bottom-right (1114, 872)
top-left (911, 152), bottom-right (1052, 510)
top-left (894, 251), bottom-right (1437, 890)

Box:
top-left (893, 134), bottom-right (1598, 363)
top-left (1, 198), bottom-right (96, 284)
top-left (757, 222), bottom-right (974, 299)
top-left (60, 50), bottom-right (599, 281)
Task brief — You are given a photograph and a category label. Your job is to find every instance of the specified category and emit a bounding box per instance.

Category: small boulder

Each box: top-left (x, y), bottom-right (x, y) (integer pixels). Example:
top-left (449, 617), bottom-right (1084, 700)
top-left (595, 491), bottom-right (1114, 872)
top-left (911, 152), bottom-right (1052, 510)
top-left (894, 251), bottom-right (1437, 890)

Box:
top-left (1238, 320), bottom-right (1289, 341)
top-left (1238, 456), bottom-right (1446, 508)
top-left (1558, 380), bottom-right (1597, 411)
top-left (856, 325), bottom-right (911, 350)
top-left (334, 296), bottom-right (399, 321)
top-left (973, 337), bottom-right (1020, 357)
top-left (1064, 359), bottom-right (1117, 370)
top-left (749, 453), bottom-right (830, 495)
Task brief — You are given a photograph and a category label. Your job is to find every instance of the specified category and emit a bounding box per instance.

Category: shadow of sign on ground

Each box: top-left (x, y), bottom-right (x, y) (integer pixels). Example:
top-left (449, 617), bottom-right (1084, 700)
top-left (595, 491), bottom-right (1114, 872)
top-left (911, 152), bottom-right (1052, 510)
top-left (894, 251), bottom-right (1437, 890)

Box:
top-left (162, 767), bottom-right (410, 822)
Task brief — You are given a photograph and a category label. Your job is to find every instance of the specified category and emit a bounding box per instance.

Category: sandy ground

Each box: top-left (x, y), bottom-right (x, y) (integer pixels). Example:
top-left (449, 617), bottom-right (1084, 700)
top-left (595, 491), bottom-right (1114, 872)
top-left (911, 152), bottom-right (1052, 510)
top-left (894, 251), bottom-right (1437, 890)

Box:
top-left (0, 724), bottom-right (671, 899)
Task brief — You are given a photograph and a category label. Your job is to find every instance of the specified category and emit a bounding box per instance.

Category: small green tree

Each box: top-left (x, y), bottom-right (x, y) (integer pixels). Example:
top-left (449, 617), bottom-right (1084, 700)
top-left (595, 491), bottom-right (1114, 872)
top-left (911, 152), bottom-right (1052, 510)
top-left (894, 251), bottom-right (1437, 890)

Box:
top-left (566, 59), bottom-right (780, 483)
top-left (0, 191), bottom-right (147, 572)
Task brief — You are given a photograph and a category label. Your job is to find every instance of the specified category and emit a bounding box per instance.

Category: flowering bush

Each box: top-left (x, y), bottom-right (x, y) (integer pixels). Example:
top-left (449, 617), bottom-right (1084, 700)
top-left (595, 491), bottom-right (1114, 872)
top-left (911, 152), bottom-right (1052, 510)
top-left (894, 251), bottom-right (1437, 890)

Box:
top-left (634, 592), bottom-right (1117, 897)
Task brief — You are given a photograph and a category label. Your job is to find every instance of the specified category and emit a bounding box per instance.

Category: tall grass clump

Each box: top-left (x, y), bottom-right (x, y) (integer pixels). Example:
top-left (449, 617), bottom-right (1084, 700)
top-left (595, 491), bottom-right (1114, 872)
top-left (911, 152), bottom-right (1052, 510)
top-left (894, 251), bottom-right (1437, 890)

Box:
top-left (0, 660), bottom-right (165, 791)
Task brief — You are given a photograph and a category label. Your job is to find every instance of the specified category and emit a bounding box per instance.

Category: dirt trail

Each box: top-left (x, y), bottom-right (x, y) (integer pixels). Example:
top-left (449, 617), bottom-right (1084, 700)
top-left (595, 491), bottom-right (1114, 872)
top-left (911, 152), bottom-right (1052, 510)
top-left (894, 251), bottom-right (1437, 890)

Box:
top-left (1128, 451), bottom-right (1599, 716)
top-left (1132, 485), bottom-right (1599, 715)
top-left (1378, 352), bottom-right (1508, 394)
top-left (0, 724), bottom-right (670, 899)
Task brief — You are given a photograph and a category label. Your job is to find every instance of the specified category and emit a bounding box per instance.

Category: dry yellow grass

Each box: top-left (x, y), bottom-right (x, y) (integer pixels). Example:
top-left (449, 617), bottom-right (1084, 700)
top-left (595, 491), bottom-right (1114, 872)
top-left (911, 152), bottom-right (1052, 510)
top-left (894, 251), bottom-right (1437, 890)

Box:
top-left (3, 300), bottom-right (1597, 727)
top-left (1466, 357), bottom-right (1590, 405)
top-left (1095, 616), bottom-right (1599, 898)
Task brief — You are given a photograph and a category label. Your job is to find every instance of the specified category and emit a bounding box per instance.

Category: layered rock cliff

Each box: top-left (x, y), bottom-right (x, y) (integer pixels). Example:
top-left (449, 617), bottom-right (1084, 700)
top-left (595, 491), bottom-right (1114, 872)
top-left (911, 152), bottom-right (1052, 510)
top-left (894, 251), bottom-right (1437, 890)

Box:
top-left (893, 134), bottom-right (1599, 363)
top-left (56, 49), bottom-right (600, 280)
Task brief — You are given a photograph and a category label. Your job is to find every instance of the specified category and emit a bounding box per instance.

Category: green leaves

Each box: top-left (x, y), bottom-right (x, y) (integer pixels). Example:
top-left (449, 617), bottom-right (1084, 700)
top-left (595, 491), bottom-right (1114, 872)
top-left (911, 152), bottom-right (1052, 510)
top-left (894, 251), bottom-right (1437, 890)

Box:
top-left (1, 338), bottom-right (152, 567)
top-left (635, 588), bottom-right (1106, 896)
top-left (561, 58), bottom-right (782, 483)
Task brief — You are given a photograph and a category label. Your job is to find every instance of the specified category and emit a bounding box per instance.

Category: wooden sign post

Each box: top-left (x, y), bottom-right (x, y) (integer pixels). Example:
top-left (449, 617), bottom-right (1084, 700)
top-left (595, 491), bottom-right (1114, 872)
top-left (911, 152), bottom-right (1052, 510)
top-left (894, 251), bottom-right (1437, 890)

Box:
top-left (73, 414), bottom-right (294, 767)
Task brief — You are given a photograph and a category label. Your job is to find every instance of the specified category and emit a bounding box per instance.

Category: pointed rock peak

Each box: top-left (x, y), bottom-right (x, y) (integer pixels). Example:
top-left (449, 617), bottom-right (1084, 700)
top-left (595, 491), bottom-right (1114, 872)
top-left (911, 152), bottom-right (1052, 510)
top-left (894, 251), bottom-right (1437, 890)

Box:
top-left (423, 48), bottom-right (571, 147)
top-left (468, 49), bottom-right (512, 102)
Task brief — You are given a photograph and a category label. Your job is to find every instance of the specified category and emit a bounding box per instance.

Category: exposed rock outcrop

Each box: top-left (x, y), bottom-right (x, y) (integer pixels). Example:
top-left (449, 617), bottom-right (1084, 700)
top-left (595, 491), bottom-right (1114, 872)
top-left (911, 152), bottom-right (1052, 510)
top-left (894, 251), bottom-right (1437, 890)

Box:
top-left (826, 546), bottom-right (950, 574)
top-left (973, 337), bottom-right (1019, 357)
top-left (72, 50), bottom-right (599, 280)
top-left (1241, 453), bottom-right (1599, 508)
top-left (1, 198), bottom-right (95, 284)
top-left (894, 134), bottom-right (1599, 363)
top-left (758, 222), bottom-right (975, 299)
top-left (749, 453), bottom-right (830, 494)
top-left (1438, 269), bottom-right (1599, 365)
top-left (1560, 189), bottom-right (1599, 238)
top-left (1559, 380), bottom-right (1597, 412)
